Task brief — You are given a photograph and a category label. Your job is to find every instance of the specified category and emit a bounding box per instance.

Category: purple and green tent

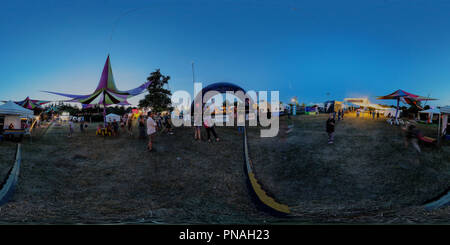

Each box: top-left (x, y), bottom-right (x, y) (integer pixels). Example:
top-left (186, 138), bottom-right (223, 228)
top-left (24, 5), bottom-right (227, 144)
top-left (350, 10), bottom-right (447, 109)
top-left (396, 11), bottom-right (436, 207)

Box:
top-left (2, 97), bottom-right (51, 110)
top-left (43, 55), bottom-right (151, 123)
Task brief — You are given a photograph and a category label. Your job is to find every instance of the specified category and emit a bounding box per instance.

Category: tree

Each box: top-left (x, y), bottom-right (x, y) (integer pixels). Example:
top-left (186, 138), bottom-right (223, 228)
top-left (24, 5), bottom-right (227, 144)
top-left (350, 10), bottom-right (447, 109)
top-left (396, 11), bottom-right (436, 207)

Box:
top-left (139, 69), bottom-right (172, 113)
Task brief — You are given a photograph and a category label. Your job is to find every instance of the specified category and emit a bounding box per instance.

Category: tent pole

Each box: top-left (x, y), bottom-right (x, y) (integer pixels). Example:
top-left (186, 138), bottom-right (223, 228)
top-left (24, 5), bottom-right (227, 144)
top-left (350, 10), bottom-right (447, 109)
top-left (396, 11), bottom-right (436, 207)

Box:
top-left (395, 98), bottom-right (399, 120)
top-left (438, 114), bottom-right (441, 145)
top-left (103, 102), bottom-right (106, 127)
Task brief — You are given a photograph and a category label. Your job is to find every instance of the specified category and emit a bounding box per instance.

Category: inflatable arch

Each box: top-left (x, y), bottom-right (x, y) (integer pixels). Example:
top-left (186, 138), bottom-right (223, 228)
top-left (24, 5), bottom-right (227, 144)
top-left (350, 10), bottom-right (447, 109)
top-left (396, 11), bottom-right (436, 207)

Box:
top-left (190, 82), bottom-right (290, 216)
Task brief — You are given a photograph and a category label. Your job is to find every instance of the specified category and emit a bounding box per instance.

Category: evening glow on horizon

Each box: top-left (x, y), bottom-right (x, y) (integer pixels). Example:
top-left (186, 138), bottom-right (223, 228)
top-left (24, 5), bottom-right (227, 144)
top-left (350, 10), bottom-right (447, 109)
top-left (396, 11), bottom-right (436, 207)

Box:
top-left (0, 0), bottom-right (449, 107)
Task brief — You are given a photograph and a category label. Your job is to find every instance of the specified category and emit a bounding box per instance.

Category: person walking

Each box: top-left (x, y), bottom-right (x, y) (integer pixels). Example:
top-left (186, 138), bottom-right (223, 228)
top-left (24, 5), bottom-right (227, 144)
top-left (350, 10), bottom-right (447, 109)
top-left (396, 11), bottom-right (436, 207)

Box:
top-left (326, 113), bottom-right (335, 144)
top-left (403, 121), bottom-right (422, 153)
top-left (127, 116), bottom-right (133, 136)
top-left (146, 112), bottom-right (157, 151)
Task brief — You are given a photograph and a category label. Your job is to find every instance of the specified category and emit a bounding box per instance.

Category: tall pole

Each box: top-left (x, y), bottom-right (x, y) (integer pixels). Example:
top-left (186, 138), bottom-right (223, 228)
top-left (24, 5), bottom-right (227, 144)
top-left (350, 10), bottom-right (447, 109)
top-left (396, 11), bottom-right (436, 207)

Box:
top-left (438, 114), bottom-right (441, 145)
top-left (395, 97), bottom-right (400, 120)
top-left (103, 101), bottom-right (106, 127)
top-left (192, 61), bottom-right (195, 84)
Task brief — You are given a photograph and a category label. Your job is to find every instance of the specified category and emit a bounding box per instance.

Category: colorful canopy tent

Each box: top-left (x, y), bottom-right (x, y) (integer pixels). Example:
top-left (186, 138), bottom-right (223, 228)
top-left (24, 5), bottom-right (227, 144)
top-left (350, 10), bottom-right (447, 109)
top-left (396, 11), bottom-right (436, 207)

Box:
top-left (418, 108), bottom-right (441, 123)
top-left (2, 97), bottom-right (51, 110)
top-left (43, 55), bottom-right (150, 124)
top-left (44, 105), bottom-right (59, 113)
top-left (377, 89), bottom-right (437, 120)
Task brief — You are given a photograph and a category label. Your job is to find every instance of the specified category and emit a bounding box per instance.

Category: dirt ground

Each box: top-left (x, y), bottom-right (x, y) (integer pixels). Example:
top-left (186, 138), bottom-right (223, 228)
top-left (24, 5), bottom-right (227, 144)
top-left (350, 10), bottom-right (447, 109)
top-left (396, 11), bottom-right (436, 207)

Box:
top-left (0, 114), bottom-right (449, 224)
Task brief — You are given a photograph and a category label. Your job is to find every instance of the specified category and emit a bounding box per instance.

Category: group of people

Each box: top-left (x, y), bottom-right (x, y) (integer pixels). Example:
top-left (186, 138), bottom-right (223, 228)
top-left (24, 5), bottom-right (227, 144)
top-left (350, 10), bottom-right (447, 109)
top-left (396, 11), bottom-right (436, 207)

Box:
top-left (355, 109), bottom-right (381, 119)
top-left (193, 114), bottom-right (220, 142)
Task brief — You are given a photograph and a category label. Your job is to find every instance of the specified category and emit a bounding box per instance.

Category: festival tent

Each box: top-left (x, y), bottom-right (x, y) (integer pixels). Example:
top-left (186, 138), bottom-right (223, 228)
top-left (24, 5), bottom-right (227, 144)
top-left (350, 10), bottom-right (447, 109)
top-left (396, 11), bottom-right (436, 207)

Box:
top-left (0, 101), bottom-right (34, 129)
top-left (377, 89), bottom-right (437, 120)
top-left (2, 97), bottom-right (51, 110)
top-left (324, 100), bottom-right (343, 113)
top-left (344, 98), bottom-right (388, 110)
top-left (383, 108), bottom-right (401, 117)
top-left (418, 108), bottom-right (441, 123)
top-left (105, 113), bottom-right (120, 123)
top-left (43, 55), bottom-right (151, 124)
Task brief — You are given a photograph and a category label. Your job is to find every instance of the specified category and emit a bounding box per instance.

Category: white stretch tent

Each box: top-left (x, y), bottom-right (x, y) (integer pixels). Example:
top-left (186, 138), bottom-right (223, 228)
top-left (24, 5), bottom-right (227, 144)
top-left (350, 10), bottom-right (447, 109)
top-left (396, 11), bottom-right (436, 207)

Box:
top-left (383, 108), bottom-right (400, 117)
top-left (0, 101), bottom-right (33, 129)
top-left (418, 108), bottom-right (441, 123)
top-left (344, 98), bottom-right (387, 110)
top-left (105, 113), bottom-right (120, 123)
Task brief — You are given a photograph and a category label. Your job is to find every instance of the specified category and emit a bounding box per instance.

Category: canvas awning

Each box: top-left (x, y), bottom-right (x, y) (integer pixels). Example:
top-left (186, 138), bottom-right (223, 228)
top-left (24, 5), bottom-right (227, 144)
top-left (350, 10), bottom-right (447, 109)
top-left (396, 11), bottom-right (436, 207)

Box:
top-left (0, 101), bottom-right (34, 117)
top-left (419, 108), bottom-right (441, 115)
top-left (440, 106), bottom-right (450, 114)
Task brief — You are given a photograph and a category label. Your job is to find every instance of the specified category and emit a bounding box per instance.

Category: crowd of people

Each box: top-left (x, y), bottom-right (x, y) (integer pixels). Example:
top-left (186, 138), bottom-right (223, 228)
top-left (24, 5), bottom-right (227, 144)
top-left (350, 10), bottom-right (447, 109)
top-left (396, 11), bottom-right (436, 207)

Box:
top-left (66, 109), bottom-right (222, 152)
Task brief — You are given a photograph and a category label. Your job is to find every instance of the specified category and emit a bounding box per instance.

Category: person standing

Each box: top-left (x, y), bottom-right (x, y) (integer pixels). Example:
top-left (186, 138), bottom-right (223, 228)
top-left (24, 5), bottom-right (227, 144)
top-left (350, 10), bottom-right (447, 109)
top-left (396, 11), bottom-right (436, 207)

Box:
top-left (112, 119), bottom-right (119, 136)
top-left (146, 112), bottom-right (157, 151)
top-left (68, 120), bottom-right (74, 137)
top-left (204, 115), bottom-right (220, 142)
top-left (138, 116), bottom-right (146, 139)
top-left (127, 116), bottom-right (133, 136)
top-left (326, 113), bottom-right (335, 144)
top-left (80, 120), bottom-right (84, 133)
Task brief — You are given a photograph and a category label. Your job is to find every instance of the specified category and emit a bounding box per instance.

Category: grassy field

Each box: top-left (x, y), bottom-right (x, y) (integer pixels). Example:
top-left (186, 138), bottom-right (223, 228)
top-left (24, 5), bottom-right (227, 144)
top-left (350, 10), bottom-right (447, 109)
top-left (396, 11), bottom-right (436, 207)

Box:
top-left (0, 114), bottom-right (449, 224)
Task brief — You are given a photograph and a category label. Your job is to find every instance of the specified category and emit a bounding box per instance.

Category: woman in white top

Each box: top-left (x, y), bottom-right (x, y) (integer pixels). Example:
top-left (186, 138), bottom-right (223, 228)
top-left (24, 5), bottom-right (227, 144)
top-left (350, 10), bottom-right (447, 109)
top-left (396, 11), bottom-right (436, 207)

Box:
top-left (146, 112), bottom-right (157, 151)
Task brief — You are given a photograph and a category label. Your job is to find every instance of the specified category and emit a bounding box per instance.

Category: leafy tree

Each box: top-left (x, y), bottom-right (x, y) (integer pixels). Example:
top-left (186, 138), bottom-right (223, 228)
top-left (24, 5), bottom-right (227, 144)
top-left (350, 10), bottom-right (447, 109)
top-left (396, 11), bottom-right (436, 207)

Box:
top-left (138, 69), bottom-right (173, 113)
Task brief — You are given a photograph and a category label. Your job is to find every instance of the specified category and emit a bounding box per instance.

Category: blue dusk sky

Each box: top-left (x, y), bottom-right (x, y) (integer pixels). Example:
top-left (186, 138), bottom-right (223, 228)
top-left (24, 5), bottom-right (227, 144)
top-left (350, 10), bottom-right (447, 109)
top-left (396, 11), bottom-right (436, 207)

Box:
top-left (0, 0), bottom-right (449, 107)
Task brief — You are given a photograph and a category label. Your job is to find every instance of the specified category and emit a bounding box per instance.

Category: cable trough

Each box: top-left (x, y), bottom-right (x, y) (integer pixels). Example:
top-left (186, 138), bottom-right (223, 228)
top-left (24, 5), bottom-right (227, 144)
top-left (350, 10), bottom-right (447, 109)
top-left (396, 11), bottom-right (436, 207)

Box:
top-left (242, 127), bottom-right (290, 216)
top-left (0, 144), bottom-right (22, 206)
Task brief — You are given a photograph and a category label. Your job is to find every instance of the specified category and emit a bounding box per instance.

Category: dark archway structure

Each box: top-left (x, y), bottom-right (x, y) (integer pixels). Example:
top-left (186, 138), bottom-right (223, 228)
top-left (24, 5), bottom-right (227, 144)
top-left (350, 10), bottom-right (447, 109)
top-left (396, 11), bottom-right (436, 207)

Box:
top-left (190, 82), bottom-right (248, 113)
top-left (190, 82), bottom-right (291, 216)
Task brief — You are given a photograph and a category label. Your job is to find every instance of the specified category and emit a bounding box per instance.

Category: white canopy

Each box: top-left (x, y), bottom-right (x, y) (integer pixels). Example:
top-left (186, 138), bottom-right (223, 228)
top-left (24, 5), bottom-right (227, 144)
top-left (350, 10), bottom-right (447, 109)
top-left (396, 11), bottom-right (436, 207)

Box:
top-left (440, 106), bottom-right (450, 114)
top-left (105, 113), bottom-right (121, 123)
top-left (0, 100), bottom-right (33, 117)
top-left (419, 108), bottom-right (441, 115)
top-left (344, 98), bottom-right (387, 110)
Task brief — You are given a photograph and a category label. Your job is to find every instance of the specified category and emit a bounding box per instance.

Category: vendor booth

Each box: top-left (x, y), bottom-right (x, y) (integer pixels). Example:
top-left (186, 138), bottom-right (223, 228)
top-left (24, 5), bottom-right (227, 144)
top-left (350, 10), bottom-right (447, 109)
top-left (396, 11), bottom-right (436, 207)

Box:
top-left (0, 101), bottom-right (34, 140)
top-left (105, 113), bottom-right (121, 123)
top-left (418, 108), bottom-right (441, 124)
